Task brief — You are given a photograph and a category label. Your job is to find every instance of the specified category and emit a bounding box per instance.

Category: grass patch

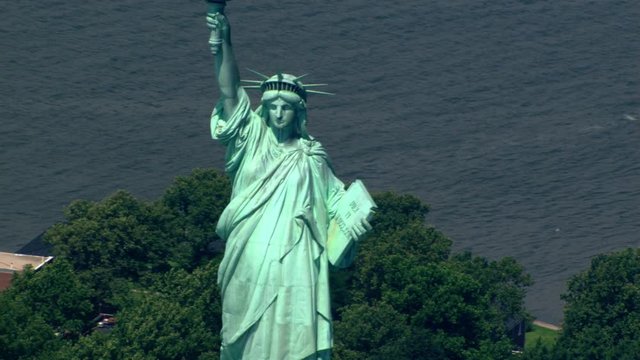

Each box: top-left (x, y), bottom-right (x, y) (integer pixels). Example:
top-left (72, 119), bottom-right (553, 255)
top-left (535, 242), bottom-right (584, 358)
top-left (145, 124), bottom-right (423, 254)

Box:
top-left (525, 323), bottom-right (560, 350)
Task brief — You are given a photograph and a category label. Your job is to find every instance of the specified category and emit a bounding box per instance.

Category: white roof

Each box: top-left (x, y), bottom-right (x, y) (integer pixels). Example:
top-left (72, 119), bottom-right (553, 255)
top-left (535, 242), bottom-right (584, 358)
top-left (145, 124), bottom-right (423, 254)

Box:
top-left (0, 252), bottom-right (54, 272)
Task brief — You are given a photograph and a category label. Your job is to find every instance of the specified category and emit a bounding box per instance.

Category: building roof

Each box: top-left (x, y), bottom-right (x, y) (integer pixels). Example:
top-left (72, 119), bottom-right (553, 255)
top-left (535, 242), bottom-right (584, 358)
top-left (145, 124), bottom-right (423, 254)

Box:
top-left (0, 252), bottom-right (54, 272)
top-left (0, 252), bottom-right (54, 291)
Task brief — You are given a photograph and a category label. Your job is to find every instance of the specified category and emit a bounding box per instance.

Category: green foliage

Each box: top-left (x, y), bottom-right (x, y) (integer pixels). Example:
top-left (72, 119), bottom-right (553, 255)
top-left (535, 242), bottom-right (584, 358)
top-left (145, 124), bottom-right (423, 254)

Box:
top-left (331, 192), bottom-right (530, 360)
top-left (44, 168), bottom-right (230, 305)
top-left (147, 258), bottom-right (223, 342)
top-left (0, 260), bottom-right (94, 360)
top-left (333, 302), bottom-right (411, 360)
top-left (109, 290), bottom-right (217, 359)
top-left (329, 191), bottom-right (444, 317)
top-left (4, 172), bottom-right (535, 359)
top-left (44, 190), bottom-right (174, 303)
top-left (554, 248), bottom-right (640, 360)
top-left (115, 262), bottom-right (220, 359)
top-left (7, 260), bottom-right (94, 336)
top-left (448, 254), bottom-right (532, 322)
top-left (524, 324), bottom-right (559, 351)
top-left (522, 338), bottom-right (553, 360)
top-left (367, 191), bottom-right (430, 234)
top-left (160, 168), bottom-right (231, 269)
top-left (48, 191), bottom-right (168, 275)
top-left (0, 295), bottom-right (59, 360)
top-left (49, 261), bottom-right (222, 360)
top-left (0, 169), bottom-right (230, 359)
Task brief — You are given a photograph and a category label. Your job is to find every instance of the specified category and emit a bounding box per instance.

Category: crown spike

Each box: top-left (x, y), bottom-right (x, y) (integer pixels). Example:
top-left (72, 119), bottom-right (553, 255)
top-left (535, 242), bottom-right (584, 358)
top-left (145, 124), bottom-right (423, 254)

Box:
top-left (294, 73), bottom-right (310, 80)
top-left (302, 84), bottom-right (329, 87)
top-left (306, 90), bottom-right (335, 96)
top-left (245, 68), bottom-right (269, 79)
top-left (242, 85), bottom-right (262, 89)
top-left (241, 79), bottom-right (264, 84)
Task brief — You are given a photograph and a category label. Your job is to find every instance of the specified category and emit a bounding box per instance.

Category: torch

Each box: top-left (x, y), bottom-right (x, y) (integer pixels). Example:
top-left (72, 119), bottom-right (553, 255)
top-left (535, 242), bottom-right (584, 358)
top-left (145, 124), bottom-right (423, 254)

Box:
top-left (206, 0), bottom-right (230, 53)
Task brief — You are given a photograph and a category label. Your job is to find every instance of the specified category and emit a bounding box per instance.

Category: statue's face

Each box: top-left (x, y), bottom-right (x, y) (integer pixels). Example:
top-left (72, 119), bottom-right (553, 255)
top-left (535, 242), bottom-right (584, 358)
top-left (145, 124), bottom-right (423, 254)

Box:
top-left (267, 98), bottom-right (296, 130)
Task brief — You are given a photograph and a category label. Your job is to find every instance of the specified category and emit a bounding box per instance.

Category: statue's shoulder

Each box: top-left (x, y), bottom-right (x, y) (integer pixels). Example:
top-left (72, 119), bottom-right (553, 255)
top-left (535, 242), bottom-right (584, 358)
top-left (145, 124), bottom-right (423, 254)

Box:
top-left (300, 137), bottom-right (327, 156)
top-left (300, 137), bottom-right (337, 173)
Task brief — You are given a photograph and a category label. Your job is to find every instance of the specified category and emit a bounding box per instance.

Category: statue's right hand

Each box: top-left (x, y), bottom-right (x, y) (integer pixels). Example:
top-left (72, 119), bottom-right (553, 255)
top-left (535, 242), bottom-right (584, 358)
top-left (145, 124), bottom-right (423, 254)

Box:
top-left (206, 13), bottom-right (229, 55)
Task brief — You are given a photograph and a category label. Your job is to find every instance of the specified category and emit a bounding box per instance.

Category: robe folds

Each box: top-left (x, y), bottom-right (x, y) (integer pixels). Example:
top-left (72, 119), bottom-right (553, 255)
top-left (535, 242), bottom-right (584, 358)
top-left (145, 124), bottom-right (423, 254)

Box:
top-left (211, 88), bottom-right (347, 360)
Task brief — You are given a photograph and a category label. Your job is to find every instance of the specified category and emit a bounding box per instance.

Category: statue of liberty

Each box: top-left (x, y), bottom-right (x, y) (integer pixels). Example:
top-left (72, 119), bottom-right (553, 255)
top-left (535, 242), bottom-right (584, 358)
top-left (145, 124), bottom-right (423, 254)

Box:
top-left (206, 3), bottom-right (375, 359)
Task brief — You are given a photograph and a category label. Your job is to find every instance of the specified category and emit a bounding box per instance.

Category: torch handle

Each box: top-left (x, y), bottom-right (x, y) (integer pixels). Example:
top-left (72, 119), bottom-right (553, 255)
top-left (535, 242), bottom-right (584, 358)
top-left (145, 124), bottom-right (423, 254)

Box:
top-left (206, 0), bottom-right (227, 53)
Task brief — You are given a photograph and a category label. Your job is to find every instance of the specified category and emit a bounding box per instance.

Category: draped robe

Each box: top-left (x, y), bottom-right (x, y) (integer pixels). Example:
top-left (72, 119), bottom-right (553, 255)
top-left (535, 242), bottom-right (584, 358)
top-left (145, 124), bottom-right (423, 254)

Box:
top-left (211, 89), bottom-right (353, 360)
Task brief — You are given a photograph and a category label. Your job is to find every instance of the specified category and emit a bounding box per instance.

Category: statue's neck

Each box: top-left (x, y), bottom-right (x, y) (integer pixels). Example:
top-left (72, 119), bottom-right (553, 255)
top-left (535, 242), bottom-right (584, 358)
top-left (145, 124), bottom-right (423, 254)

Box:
top-left (270, 124), bottom-right (296, 144)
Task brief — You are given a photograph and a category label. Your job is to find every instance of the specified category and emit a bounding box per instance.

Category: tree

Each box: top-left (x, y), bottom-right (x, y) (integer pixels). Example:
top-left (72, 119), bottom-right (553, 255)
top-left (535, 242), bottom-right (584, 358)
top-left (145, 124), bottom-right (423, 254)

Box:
top-left (44, 191), bottom-right (168, 307)
top-left (0, 296), bottom-right (59, 360)
top-left (160, 168), bottom-right (231, 269)
top-left (333, 302), bottom-right (411, 360)
top-left (554, 248), bottom-right (640, 360)
top-left (0, 260), bottom-right (94, 359)
top-left (522, 339), bottom-right (552, 360)
top-left (12, 169), bottom-right (227, 358)
top-left (43, 169), bottom-right (231, 306)
top-left (331, 192), bottom-right (531, 360)
top-left (7, 260), bottom-right (94, 337)
top-left (50, 261), bottom-right (222, 360)
top-left (44, 191), bottom-right (174, 285)
top-left (7, 173), bottom-right (532, 359)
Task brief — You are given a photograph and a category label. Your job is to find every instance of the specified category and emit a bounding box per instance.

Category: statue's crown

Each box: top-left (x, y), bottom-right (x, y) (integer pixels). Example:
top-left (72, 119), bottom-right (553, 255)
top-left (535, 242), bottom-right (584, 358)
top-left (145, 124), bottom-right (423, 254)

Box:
top-left (241, 70), bottom-right (333, 101)
top-left (262, 74), bottom-right (308, 100)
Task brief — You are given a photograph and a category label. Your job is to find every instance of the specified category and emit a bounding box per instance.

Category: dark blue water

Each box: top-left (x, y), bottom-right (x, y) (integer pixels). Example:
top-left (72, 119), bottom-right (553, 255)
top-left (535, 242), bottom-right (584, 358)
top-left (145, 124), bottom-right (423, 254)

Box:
top-left (2, 0), bottom-right (639, 324)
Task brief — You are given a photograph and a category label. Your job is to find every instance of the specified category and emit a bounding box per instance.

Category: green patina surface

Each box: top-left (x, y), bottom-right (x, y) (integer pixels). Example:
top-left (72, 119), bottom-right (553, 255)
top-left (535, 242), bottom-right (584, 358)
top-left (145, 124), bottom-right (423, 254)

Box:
top-left (206, 5), bottom-right (373, 359)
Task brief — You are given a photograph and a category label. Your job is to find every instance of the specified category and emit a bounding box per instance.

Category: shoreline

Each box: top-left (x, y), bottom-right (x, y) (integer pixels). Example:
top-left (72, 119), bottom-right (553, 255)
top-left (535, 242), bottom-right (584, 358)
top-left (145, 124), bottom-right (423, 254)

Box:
top-left (533, 320), bottom-right (561, 331)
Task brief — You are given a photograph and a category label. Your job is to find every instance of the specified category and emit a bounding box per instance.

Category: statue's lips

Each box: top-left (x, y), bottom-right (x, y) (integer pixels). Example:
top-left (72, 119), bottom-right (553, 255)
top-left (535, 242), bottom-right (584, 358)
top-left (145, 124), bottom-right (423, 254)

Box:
top-left (273, 118), bottom-right (288, 127)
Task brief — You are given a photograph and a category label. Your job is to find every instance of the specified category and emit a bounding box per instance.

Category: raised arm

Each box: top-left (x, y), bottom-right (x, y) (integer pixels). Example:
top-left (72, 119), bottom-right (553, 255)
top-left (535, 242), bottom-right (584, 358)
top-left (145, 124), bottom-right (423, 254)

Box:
top-left (207, 12), bottom-right (241, 117)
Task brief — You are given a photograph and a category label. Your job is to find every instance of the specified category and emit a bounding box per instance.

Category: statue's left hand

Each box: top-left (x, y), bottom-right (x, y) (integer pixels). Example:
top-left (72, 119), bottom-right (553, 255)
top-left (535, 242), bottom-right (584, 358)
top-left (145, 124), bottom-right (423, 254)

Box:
top-left (350, 218), bottom-right (373, 241)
